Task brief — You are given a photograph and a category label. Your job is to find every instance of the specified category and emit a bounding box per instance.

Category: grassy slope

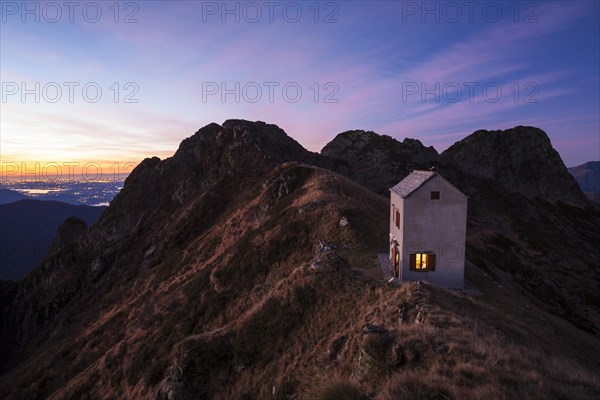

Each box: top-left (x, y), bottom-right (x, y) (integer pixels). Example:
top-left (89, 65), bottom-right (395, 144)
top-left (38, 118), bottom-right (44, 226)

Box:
top-left (1, 163), bottom-right (599, 399)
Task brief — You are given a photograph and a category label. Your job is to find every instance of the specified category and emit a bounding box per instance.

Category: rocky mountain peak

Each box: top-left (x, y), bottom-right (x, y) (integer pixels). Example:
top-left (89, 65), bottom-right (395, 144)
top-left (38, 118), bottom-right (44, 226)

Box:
top-left (321, 130), bottom-right (437, 160)
top-left (93, 120), bottom-right (315, 243)
top-left (175, 120), bottom-right (309, 161)
top-left (441, 126), bottom-right (590, 207)
top-left (321, 129), bottom-right (379, 152)
top-left (320, 129), bottom-right (439, 195)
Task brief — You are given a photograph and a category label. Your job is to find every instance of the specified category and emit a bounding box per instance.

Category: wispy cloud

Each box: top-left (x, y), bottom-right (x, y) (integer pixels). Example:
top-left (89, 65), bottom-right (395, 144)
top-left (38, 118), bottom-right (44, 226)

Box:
top-left (1, 0), bottom-right (598, 166)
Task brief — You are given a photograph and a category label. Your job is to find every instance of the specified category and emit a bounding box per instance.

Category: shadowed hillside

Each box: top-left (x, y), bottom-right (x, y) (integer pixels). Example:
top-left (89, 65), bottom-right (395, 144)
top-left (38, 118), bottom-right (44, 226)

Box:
top-left (0, 200), bottom-right (105, 280)
top-left (439, 128), bottom-right (600, 334)
top-left (569, 161), bottom-right (600, 203)
top-left (0, 189), bottom-right (28, 205)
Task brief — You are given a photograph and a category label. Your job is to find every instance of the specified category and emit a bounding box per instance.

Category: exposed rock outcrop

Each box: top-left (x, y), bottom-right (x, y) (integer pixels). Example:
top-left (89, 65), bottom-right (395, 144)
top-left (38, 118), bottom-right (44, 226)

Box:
top-left (96, 120), bottom-right (317, 244)
top-left (321, 130), bottom-right (439, 196)
top-left (50, 217), bottom-right (88, 251)
top-left (441, 126), bottom-right (589, 206)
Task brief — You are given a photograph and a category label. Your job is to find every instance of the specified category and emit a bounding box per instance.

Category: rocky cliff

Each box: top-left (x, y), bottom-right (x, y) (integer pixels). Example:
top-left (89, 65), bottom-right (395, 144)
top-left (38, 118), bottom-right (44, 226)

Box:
top-left (441, 126), bottom-right (590, 207)
top-left (321, 130), bottom-right (439, 196)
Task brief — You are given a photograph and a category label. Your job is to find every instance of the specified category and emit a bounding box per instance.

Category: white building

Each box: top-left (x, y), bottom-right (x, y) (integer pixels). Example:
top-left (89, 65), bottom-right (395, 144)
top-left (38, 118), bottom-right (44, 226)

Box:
top-left (389, 171), bottom-right (467, 289)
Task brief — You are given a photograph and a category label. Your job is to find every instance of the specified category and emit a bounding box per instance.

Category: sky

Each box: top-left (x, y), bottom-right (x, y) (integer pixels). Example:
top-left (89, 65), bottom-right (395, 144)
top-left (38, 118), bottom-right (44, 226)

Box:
top-left (1, 0), bottom-right (599, 179)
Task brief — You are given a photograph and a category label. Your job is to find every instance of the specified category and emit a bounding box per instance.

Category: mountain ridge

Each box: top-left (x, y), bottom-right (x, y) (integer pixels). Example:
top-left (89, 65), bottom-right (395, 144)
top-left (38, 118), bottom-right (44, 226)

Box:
top-left (0, 120), bottom-right (598, 399)
top-left (0, 189), bottom-right (28, 205)
top-left (0, 200), bottom-right (106, 280)
top-left (320, 129), bottom-right (439, 196)
top-left (569, 161), bottom-right (600, 203)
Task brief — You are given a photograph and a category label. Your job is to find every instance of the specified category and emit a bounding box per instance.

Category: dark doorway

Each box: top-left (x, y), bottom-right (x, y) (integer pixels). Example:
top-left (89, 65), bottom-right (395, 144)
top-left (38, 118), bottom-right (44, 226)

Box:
top-left (393, 244), bottom-right (400, 277)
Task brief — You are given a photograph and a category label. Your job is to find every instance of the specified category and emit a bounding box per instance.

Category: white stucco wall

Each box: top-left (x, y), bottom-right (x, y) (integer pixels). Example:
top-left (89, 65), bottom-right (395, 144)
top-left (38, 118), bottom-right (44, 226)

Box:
top-left (391, 175), bottom-right (467, 289)
top-left (389, 193), bottom-right (404, 276)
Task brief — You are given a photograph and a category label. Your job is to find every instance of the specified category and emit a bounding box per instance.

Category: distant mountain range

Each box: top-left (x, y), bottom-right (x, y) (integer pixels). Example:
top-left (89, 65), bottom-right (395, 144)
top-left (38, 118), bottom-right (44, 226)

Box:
top-left (0, 200), bottom-right (106, 280)
top-left (0, 189), bottom-right (27, 205)
top-left (569, 161), bottom-right (600, 203)
top-left (0, 121), bottom-right (598, 399)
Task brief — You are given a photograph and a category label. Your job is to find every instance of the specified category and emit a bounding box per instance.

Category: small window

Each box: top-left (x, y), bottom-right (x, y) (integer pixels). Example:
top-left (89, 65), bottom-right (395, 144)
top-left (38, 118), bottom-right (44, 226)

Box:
top-left (395, 210), bottom-right (400, 229)
top-left (431, 191), bottom-right (440, 200)
top-left (409, 253), bottom-right (436, 271)
top-left (392, 204), bottom-right (395, 222)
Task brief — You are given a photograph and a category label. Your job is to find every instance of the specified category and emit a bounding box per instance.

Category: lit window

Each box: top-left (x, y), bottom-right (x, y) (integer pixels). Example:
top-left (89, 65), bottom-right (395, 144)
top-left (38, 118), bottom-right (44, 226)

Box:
top-left (410, 253), bottom-right (436, 271)
top-left (417, 253), bottom-right (426, 269)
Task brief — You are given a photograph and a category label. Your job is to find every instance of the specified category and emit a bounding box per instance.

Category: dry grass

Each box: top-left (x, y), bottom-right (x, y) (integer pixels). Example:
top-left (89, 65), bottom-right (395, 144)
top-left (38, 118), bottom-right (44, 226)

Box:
top-left (2, 164), bottom-right (600, 400)
top-left (362, 283), bottom-right (600, 400)
top-left (312, 378), bottom-right (364, 400)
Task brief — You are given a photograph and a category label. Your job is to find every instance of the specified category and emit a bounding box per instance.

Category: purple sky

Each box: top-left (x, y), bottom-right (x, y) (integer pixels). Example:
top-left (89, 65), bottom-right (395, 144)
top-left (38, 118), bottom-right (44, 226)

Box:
top-left (1, 0), bottom-right (599, 175)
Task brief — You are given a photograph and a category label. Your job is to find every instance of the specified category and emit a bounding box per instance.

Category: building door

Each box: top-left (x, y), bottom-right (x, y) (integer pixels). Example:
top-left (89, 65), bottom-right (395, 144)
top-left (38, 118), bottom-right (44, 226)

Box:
top-left (394, 244), bottom-right (400, 277)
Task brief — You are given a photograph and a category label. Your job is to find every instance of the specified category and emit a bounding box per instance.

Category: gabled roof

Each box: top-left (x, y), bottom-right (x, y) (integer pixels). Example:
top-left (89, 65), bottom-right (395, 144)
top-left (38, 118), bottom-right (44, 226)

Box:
top-left (390, 170), bottom-right (437, 197)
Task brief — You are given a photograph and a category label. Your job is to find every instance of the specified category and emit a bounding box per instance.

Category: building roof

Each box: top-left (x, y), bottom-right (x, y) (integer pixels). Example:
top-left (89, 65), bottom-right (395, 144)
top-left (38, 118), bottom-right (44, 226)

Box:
top-left (390, 170), bottom-right (437, 197)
